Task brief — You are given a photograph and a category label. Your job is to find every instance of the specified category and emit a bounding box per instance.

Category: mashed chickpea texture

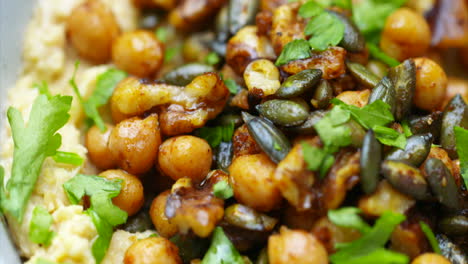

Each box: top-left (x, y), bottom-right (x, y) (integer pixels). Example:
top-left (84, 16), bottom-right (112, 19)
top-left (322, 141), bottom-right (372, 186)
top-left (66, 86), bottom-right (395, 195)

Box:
top-left (0, 0), bottom-right (467, 264)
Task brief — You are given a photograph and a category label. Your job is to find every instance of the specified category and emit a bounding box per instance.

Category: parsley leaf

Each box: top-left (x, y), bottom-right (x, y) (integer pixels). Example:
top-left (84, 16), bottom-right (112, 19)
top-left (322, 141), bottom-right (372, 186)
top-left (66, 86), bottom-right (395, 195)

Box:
top-left (35, 259), bottom-right (68, 264)
top-left (29, 206), bottom-right (55, 246)
top-left (302, 143), bottom-right (335, 178)
top-left (196, 122), bottom-right (235, 148)
top-left (332, 99), bottom-right (394, 129)
top-left (223, 79), bottom-right (240, 94)
top-left (373, 125), bottom-right (407, 149)
top-left (328, 207), bottom-right (371, 234)
top-left (330, 211), bottom-right (406, 264)
top-left (314, 106), bottom-right (352, 153)
top-left (0, 94), bottom-right (72, 221)
top-left (205, 52), bottom-right (221, 66)
top-left (340, 248), bottom-right (409, 264)
top-left (401, 119), bottom-right (413, 137)
top-left (305, 12), bottom-right (345, 51)
top-left (34, 81), bottom-right (52, 98)
top-left (275, 39), bottom-right (312, 66)
top-left (52, 151), bottom-right (84, 166)
top-left (165, 46), bottom-right (181, 63)
top-left (455, 126), bottom-right (468, 189)
top-left (155, 27), bottom-right (168, 43)
top-left (201, 227), bottom-right (244, 264)
top-left (367, 42), bottom-right (400, 67)
top-left (419, 221), bottom-right (441, 255)
top-left (299, 1), bottom-right (324, 17)
top-left (213, 180), bottom-right (234, 199)
top-left (88, 209), bottom-right (114, 264)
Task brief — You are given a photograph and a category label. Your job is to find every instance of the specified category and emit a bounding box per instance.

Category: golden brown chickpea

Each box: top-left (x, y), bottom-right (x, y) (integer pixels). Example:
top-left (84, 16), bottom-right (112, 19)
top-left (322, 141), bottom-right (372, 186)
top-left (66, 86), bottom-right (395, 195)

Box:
top-left (268, 227), bottom-right (328, 264)
top-left (380, 8), bottom-right (431, 61)
top-left (411, 253), bottom-right (451, 264)
top-left (413, 58), bottom-right (448, 111)
top-left (440, 78), bottom-right (468, 109)
top-left (124, 237), bottom-right (182, 264)
top-left (85, 124), bottom-right (116, 169)
top-left (229, 153), bottom-right (282, 212)
top-left (66, 1), bottom-right (120, 63)
top-left (335, 90), bottom-right (370, 108)
top-left (99, 169), bottom-right (144, 216)
top-left (150, 190), bottom-right (178, 238)
top-left (112, 30), bottom-right (164, 78)
top-left (158, 136), bottom-right (212, 183)
top-left (108, 114), bottom-right (162, 175)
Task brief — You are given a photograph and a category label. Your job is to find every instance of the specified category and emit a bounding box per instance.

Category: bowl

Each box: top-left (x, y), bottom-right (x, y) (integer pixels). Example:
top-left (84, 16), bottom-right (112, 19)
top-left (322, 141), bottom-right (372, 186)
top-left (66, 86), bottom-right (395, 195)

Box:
top-left (0, 1), bottom-right (35, 263)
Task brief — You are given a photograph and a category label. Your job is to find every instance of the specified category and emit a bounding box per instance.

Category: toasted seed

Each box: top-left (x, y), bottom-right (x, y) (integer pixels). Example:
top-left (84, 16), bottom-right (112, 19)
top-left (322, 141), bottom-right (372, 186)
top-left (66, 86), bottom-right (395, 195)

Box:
top-left (441, 94), bottom-right (468, 159)
top-left (360, 129), bottom-right (382, 194)
top-left (368, 76), bottom-right (396, 116)
top-left (242, 112), bottom-right (291, 163)
top-left (284, 110), bottom-right (327, 135)
top-left (409, 111), bottom-right (443, 142)
top-left (217, 114), bottom-right (243, 127)
top-left (438, 215), bottom-right (468, 236)
top-left (366, 60), bottom-right (388, 79)
top-left (162, 63), bottom-right (215, 86)
top-left (257, 99), bottom-right (309, 127)
top-left (311, 80), bottom-right (334, 109)
top-left (228, 0), bottom-right (259, 35)
top-left (328, 11), bottom-right (365, 53)
top-left (224, 204), bottom-right (278, 231)
top-left (381, 160), bottom-right (430, 200)
top-left (424, 158), bottom-right (462, 210)
top-left (346, 61), bottom-right (380, 88)
top-left (436, 234), bottom-right (468, 264)
top-left (388, 59), bottom-right (416, 121)
top-left (276, 69), bottom-right (322, 98)
top-left (386, 133), bottom-right (433, 167)
top-left (216, 141), bottom-right (234, 172)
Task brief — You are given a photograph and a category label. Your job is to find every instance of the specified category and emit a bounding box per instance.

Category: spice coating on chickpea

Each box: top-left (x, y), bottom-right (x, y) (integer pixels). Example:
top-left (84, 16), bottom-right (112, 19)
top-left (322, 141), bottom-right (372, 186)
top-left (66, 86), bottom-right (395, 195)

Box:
top-left (66, 1), bottom-right (120, 63)
top-left (124, 237), bottom-right (182, 264)
top-left (158, 135), bottom-right (213, 183)
top-left (150, 190), bottom-right (179, 238)
top-left (413, 58), bottom-right (448, 111)
top-left (229, 153), bottom-right (282, 212)
top-left (99, 169), bottom-right (144, 216)
top-left (108, 114), bottom-right (162, 175)
top-left (112, 30), bottom-right (164, 78)
top-left (85, 124), bottom-right (116, 170)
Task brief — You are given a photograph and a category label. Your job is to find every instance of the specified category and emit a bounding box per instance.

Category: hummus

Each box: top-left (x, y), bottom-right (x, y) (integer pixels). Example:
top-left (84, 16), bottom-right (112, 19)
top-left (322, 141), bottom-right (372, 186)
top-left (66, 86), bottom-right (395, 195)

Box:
top-left (1, 0), bottom-right (155, 263)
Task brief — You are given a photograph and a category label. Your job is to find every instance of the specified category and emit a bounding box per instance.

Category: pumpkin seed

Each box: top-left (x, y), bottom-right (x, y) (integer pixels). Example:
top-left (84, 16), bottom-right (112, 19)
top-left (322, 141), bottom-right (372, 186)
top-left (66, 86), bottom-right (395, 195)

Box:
top-left (381, 160), bottom-right (430, 200)
top-left (360, 129), bottom-right (382, 194)
top-left (276, 69), bottom-right (322, 98)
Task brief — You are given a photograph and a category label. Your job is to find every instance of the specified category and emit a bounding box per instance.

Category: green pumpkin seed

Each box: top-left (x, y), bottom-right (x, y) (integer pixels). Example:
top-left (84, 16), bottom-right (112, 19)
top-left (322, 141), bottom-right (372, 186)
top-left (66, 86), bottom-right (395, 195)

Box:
top-left (256, 248), bottom-right (269, 264)
top-left (276, 69), bottom-right (322, 98)
top-left (311, 80), bottom-right (334, 109)
top-left (328, 11), bottom-right (365, 53)
top-left (368, 76), bottom-right (396, 116)
top-left (242, 112), bottom-right (291, 163)
top-left (437, 234), bottom-right (468, 264)
top-left (366, 60), bottom-right (388, 79)
top-left (257, 99), bottom-right (309, 127)
top-left (162, 63), bottom-right (215, 86)
top-left (425, 158), bottom-right (462, 210)
top-left (388, 59), bottom-right (416, 121)
top-left (438, 215), bottom-right (468, 236)
top-left (409, 111), bottom-right (443, 142)
top-left (170, 234), bottom-right (209, 263)
top-left (381, 160), bottom-right (430, 200)
top-left (385, 133), bottom-right (433, 167)
top-left (360, 129), bottom-right (382, 194)
top-left (122, 211), bottom-right (153, 233)
top-left (224, 204), bottom-right (278, 231)
top-left (441, 94), bottom-right (468, 159)
top-left (216, 141), bottom-right (234, 172)
top-left (217, 114), bottom-right (243, 127)
top-left (229, 0), bottom-right (259, 35)
top-left (284, 110), bottom-right (327, 135)
top-left (346, 61), bottom-right (380, 88)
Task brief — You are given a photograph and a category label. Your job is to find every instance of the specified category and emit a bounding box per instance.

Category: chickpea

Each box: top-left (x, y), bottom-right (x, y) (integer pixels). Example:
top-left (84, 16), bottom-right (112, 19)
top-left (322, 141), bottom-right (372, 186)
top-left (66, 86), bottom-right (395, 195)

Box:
top-left (158, 136), bottom-right (212, 183)
top-left (380, 8), bottom-right (431, 61)
top-left (99, 170), bottom-right (144, 216)
top-left (411, 253), bottom-right (451, 264)
top-left (335, 90), bottom-right (370, 108)
top-left (66, 1), bottom-right (120, 63)
top-left (413, 58), bottom-right (448, 111)
top-left (112, 30), bottom-right (164, 78)
top-left (229, 153), bottom-right (282, 212)
top-left (108, 114), bottom-right (162, 175)
top-left (124, 237), bottom-right (182, 264)
top-left (244, 59), bottom-right (281, 98)
top-left (150, 190), bottom-right (178, 238)
top-left (440, 78), bottom-right (468, 109)
top-left (85, 124), bottom-right (116, 169)
top-left (268, 227), bottom-right (328, 264)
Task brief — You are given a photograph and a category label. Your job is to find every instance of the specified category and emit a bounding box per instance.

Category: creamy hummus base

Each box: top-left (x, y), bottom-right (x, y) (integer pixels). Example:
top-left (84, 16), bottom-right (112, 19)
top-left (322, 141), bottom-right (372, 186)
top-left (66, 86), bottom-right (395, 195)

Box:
top-left (1, 0), bottom-right (155, 263)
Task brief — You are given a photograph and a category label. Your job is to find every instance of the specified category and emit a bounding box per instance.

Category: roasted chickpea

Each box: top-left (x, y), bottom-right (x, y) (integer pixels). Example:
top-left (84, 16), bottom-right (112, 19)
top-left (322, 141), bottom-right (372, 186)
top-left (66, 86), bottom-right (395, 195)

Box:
top-left (150, 190), bottom-right (178, 238)
top-left (85, 124), bottom-right (116, 169)
top-left (229, 153), bottom-right (282, 212)
top-left (244, 59), bottom-right (281, 98)
top-left (66, 1), bottom-right (120, 63)
top-left (413, 58), bottom-right (448, 111)
top-left (441, 78), bottom-right (468, 109)
top-left (335, 90), bottom-right (370, 108)
top-left (124, 237), bottom-right (182, 264)
top-left (380, 8), bottom-right (431, 61)
top-left (268, 227), bottom-right (328, 264)
top-left (108, 114), bottom-right (162, 175)
top-left (99, 169), bottom-right (144, 216)
top-left (411, 253), bottom-right (451, 264)
top-left (158, 136), bottom-right (212, 183)
top-left (112, 30), bottom-right (164, 78)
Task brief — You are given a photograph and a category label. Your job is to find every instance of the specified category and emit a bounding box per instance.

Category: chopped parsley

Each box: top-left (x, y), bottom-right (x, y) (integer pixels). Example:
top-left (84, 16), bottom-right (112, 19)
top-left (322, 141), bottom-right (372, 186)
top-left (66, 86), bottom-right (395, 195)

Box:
top-left (314, 106), bottom-right (352, 153)
top-left (373, 125), bottom-right (407, 149)
top-left (401, 119), bottom-right (413, 137)
top-left (29, 206), bottom-right (55, 246)
top-left (275, 39), bottom-right (311, 66)
top-left (331, 99), bottom-right (394, 130)
top-left (302, 142), bottom-right (335, 178)
top-left (274, 142), bottom-right (282, 151)
top-left (213, 180), bottom-right (234, 200)
top-left (0, 94), bottom-right (72, 221)
top-left (34, 81), bottom-right (52, 98)
top-left (52, 151), bottom-right (84, 166)
top-left (165, 46), bottom-right (181, 63)
top-left (455, 126), bottom-right (468, 189)
top-left (205, 52), bottom-right (221, 66)
top-left (367, 43), bottom-right (400, 67)
top-left (196, 122), bottom-right (235, 148)
top-left (223, 78), bottom-right (241, 94)
top-left (328, 207), bottom-right (371, 234)
top-left (419, 221), bottom-right (441, 255)
top-left (155, 27), bottom-right (168, 43)
top-left (201, 227), bottom-right (244, 264)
